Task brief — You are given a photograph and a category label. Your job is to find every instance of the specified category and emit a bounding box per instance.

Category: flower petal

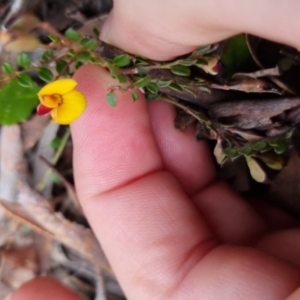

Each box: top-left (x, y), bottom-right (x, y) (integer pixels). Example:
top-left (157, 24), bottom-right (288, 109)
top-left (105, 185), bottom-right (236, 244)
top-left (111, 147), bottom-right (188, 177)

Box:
top-left (37, 104), bottom-right (52, 115)
top-left (38, 79), bottom-right (77, 97)
top-left (39, 94), bottom-right (62, 108)
top-left (50, 90), bottom-right (87, 124)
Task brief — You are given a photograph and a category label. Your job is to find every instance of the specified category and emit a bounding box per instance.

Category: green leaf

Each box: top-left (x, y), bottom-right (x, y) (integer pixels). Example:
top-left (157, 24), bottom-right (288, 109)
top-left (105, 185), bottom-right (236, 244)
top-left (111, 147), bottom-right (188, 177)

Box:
top-left (238, 146), bottom-right (254, 156)
top-left (196, 45), bottom-right (213, 55)
top-left (221, 34), bottom-right (254, 79)
top-left (93, 28), bottom-right (100, 37)
top-left (17, 53), bottom-right (31, 68)
top-left (50, 137), bottom-right (62, 149)
top-left (112, 54), bottom-right (131, 67)
top-left (273, 142), bottom-right (288, 154)
top-left (146, 83), bottom-right (159, 94)
top-left (169, 82), bottom-right (183, 92)
top-left (116, 74), bottom-right (127, 83)
top-left (146, 93), bottom-right (161, 100)
top-left (75, 62), bottom-right (83, 70)
top-left (80, 38), bottom-right (98, 50)
top-left (0, 78), bottom-right (39, 125)
top-left (223, 148), bottom-right (238, 157)
top-left (42, 49), bottom-right (54, 61)
top-left (75, 52), bottom-right (91, 63)
top-left (134, 77), bottom-right (151, 88)
top-left (38, 68), bottom-right (54, 82)
top-left (131, 91), bottom-right (139, 101)
top-left (66, 50), bottom-right (76, 57)
top-left (48, 34), bottom-right (59, 42)
top-left (157, 80), bottom-right (172, 88)
top-left (64, 28), bottom-right (81, 42)
top-left (17, 73), bottom-right (33, 88)
top-left (2, 62), bottom-right (14, 75)
top-left (109, 65), bottom-right (127, 83)
top-left (51, 173), bottom-right (62, 185)
top-left (177, 59), bottom-right (197, 66)
top-left (134, 55), bottom-right (149, 66)
top-left (137, 68), bottom-right (148, 76)
top-left (56, 60), bottom-right (69, 75)
top-left (106, 93), bottom-right (117, 107)
top-left (251, 141), bottom-right (268, 151)
top-left (170, 65), bottom-right (191, 76)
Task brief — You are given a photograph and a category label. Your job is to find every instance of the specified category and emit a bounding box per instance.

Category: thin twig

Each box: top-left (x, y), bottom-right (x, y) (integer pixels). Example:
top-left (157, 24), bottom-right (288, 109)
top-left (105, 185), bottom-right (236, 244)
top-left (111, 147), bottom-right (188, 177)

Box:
top-left (35, 127), bottom-right (71, 192)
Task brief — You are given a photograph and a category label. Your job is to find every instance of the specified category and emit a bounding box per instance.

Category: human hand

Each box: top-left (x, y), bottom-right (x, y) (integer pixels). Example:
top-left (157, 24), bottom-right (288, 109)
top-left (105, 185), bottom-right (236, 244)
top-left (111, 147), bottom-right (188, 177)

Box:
top-left (12, 1), bottom-right (300, 300)
top-left (100, 0), bottom-right (300, 61)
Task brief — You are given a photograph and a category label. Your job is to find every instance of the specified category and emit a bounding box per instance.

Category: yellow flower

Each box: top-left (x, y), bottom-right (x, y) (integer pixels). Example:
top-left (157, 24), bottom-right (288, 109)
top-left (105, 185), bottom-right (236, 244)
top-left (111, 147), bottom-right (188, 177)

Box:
top-left (37, 79), bottom-right (87, 124)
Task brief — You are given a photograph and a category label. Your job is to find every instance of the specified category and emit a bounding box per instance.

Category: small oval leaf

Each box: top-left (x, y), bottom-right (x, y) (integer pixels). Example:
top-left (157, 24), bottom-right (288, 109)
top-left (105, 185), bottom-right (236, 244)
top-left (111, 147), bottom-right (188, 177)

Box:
top-left (75, 52), bottom-right (91, 63)
top-left (146, 82), bottom-right (159, 94)
top-left (170, 65), bottom-right (191, 76)
top-left (17, 53), bottom-right (31, 68)
top-left (17, 73), bottom-right (33, 88)
top-left (42, 49), bottom-right (54, 61)
top-left (38, 68), bottom-right (54, 82)
top-left (177, 59), bottom-right (197, 66)
top-left (134, 77), bottom-right (151, 88)
top-left (257, 153), bottom-right (284, 171)
top-left (2, 62), bottom-right (14, 75)
top-left (65, 28), bottom-right (81, 42)
top-left (80, 38), bottom-right (98, 50)
top-left (169, 82), bottom-right (183, 92)
top-left (112, 54), bottom-right (131, 67)
top-left (273, 141), bottom-right (288, 154)
top-left (157, 80), bottom-right (172, 88)
top-left (48, 34), bottom-right (59, 42)
top-left (251, 141), bottom-right (268, 151)
top-left (106, 93), bottom-right (117, 107)
top-left (245, 156), bottom-right (267, 183)
top-left (131, 91), bottom-right (139, 101)
top-left (56, 60), bottom-right (69, 74)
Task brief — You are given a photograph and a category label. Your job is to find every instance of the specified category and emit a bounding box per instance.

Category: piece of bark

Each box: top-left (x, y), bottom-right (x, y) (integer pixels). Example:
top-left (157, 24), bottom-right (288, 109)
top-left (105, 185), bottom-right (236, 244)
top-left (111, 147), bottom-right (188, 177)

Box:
top-left (21, 114), bottom-right (50, 151)
top-left (209, 97), bottom-right (300, 129)
top-left (16, 182), bottom-right (111, 274)
top-left (39, 157), bottom-right (81, 210)
top-left (0, 125), bottom-right (27, 202)
top-left (32, 122), bottom-right (59, 198)
top-left (96, 40), bottom-right (126, 60)
top-left (209, 98), bottom-right (300, 119)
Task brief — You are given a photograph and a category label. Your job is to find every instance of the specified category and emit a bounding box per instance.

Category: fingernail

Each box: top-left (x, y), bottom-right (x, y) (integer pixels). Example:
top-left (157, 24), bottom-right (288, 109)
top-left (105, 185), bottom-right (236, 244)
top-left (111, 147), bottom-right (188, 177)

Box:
top-left (100, 14), bottom-right (113, 44)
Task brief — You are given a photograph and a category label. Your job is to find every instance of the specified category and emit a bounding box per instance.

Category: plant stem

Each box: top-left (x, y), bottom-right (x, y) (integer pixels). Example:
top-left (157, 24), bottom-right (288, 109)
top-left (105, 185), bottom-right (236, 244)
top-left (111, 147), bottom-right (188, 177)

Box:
top-left (35, 127), bottom-right (71, 193)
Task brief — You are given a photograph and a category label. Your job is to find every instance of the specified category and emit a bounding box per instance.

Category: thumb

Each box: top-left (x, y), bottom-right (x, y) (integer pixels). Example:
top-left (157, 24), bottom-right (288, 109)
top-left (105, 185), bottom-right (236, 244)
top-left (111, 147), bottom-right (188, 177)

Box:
top-left (100, 0), bottom-right (300, 61)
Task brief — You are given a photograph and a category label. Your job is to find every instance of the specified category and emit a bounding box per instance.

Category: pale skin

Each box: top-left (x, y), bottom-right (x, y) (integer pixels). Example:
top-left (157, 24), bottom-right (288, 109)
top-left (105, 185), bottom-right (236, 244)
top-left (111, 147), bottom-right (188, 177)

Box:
top-left (12, 1), bottom-right (300, 299)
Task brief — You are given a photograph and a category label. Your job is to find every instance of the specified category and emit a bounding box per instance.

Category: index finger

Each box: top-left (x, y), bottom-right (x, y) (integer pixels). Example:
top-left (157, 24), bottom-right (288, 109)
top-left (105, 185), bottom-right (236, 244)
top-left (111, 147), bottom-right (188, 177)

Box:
top-left (71, 65), bottom-right (217, 298)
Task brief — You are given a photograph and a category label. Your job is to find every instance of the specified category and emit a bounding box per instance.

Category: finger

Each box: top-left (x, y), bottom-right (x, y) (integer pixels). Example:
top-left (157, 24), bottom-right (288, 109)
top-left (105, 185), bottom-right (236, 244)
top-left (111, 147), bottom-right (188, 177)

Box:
top-left (101, 0), bottom-right (300, 60)
top-left (147, 100), bottom-right (215, 195)
top-left (251, 200), bottom-right (300, 231)
top-left (256, 229), bottom-right (300, 268)
top-left (71, 65), bottom-right (215, 198)
top-left (192, 181), bottom-right (267, 245)
top-left (71, 65), bottom-right (219, 298)
top-left (11, 278), bottom-right (81, 300)
top-left (71, 65), bottom-right (161, 198)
